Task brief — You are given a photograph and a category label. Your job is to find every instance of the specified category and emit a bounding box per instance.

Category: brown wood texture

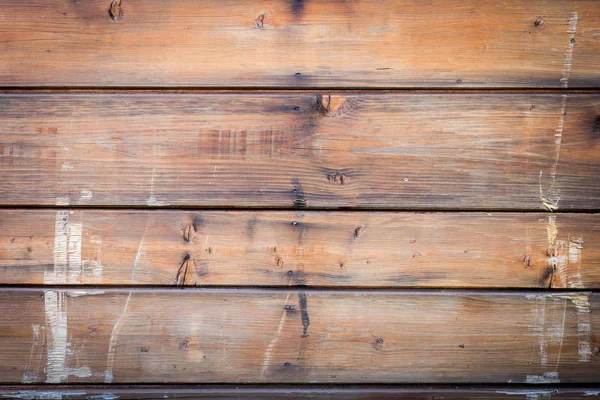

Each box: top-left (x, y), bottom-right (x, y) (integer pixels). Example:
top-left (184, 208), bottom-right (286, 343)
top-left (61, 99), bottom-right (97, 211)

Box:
top-left (1, 289), bottom-right (598, 384)
top-left (1, 210), bottom-right (600, 288)
top-left (1, 1), bottom-right (599, 88)
top-left (1, 92), bottom-right (599, 209)
top-left (1, 385), bottom-right (600, 399)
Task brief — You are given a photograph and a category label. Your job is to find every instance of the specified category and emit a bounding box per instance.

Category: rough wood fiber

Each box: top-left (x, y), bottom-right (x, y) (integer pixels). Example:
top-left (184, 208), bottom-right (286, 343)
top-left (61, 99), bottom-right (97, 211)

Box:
top-left (1, 385), bottom-right (600, 399)
top-left (1, 289), bottom-right (598, 384)
top-left (1, 210), bottom-right (600, 288)
top-left (0, 1), bottom-right (599, 88)
top-left (1, 93), bottom-right (599, 209)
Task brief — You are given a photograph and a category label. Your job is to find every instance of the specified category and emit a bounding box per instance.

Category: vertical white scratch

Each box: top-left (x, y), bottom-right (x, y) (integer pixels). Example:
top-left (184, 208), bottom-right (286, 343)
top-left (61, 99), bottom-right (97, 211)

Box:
top-left (104, 215), bottom-right (151, 382)
top-left (261, 293), bottom-right (291, 379)
top-left (531, 296), bottom-right (548, 366)
top-left (560, 12), bottom-right (579, 88)
top-left (21, 325), bottom-right (42, 383)
top-left (103, 292), bottom-right (132, 383)
top-left (146, 167), bottom-right (168, 206)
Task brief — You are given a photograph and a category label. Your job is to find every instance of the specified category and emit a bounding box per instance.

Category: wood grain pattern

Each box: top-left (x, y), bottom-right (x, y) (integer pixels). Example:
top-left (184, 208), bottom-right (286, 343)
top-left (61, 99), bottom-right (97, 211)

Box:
top-left (1, 1), bottom-right (599, 88)
top-left (1, 289), bottom-right (598, 384)
top-left (1, 93), bottom-right (599, 209)
top-left (1, 385), bottom-right (600, 399)
top-left (2, 210), bottom-right (600, 288)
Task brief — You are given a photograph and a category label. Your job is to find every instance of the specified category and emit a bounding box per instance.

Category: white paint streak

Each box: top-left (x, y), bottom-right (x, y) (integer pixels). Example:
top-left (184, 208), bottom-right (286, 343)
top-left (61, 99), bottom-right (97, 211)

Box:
top-left (67, 290), bottom-right (105, 298)
top-left (47, 212), bottom-right (83, 284)
top-left (545, 216), bottom-right (567, 288)
top-left (87, 395), bottom-right (120, 400)
top-left (571, 293), bottom-right (592, 362)
top-left (560, 12), bottom-right (579, 88)
top-left (584, 392), bottom-right (600, 396)
top-left (526, 372), bottom-right (560, 384)
top-left (531, 296), bottom-right (548, 366)
top-left (568, 236), bottom-right (585, 288)
top-left (79, 190), bottom-right (93, 202)
top-left (21, 325), bottom-right (42, 383)
top-left (44, 290), bottom-right (68, 383)
top-left (539, 171), bottom-right (559, 212)
top-left (44, 290), bottom-right (95, 383)
top-left (55, 197), bottom-right (70, 206)
top-left (527, 293), bottom-right (593, 363)
top-left (67, 221), bottom-right (83, 283)
top-left (261, 293), bottom-right (291, 379)
top-left (3, 391), bottom-right (86, 400)
top-left (47, 212), bottom-right (69, 284)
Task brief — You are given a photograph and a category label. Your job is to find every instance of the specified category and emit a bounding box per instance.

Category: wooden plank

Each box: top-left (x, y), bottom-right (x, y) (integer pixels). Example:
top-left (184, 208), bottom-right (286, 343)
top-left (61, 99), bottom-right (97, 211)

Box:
top-left (2, 210), bottom-right (600, 288)
top-left (1, 289), bottom-right (598, 383)
top-left (0, 1), bottom-right (599, 88)
top-left (1, 93), bottom-right (599, 209)
top-left (1, 385), bottom-right (600, 400)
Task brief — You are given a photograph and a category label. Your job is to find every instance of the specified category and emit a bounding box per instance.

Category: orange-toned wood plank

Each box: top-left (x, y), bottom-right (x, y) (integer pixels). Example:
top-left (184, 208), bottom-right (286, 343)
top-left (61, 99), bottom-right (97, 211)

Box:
top-left (1, 289), bottom-right (598, 383)
top-left (1, 210), bottom-right (600, 288)
top-left (1, 93), bottom-right (599, 209)
top-left (0, 1), bottom-right (599, 87)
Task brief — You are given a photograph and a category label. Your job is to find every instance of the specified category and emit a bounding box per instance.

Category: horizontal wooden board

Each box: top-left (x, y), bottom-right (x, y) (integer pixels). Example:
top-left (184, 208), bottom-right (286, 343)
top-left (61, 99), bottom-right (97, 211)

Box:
top-left (2, 210), bottom-right (600, 288)
top-left (1, 93), bottom-right (600, 209)
top-left (1, 289), bottom-right (598, 383)
top-left (1, 385), bottom-right (600, 400)
top-left (1, 1), bottom-right (599, 88)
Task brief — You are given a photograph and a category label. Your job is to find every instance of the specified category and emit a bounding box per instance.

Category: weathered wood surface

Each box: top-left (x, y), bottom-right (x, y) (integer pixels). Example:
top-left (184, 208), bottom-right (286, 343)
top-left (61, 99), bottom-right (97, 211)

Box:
top-left (1, 385), bottom-right (600, 400)
top-left (1, 210), bottom-right (600, 288)
top-left (1, 1), bottom-right (599, 88)
top-left (1, 93), bottom-right (599, 209)
top-left (1, 289), bottom-right (598, 383)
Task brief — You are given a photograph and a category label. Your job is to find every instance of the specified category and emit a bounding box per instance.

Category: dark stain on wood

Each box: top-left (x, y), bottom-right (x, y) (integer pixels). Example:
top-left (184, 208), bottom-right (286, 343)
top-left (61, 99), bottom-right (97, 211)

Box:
top-left (298, 292), bottom-right (310, 338)
top-left (291, 179), bottom-right (307, 208)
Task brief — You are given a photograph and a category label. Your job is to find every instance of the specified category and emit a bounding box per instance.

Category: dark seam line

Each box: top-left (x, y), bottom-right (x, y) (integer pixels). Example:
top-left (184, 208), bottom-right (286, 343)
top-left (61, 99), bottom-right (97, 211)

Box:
top-left (0, 285), bottom-right (597, 294)
top-left (1, 87), bottom-right (600, 94)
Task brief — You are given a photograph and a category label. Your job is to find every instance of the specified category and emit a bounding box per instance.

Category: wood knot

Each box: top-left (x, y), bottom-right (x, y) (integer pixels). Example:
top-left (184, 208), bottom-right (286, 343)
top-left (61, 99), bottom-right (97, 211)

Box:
top-left (522, 254), bottom-right (532, 268)
top-left (372, 337), bottom-right (384, 350)
top-left (275, 256), bottom-right (284, 268)
top-left (353, 226), bottom-right (365, 239)
top-left (183, 224), bottom-right (196, 243)
top-left (534, 19), bottom-right (543, 27)
top-left (327, 172), bottom-right (347, 185)
top-left (109, 0), bottom-right (123, 20)
top-left (316, 95), bottom-right (345, 116)
top-left (255, 14), bottom-right (265, 28)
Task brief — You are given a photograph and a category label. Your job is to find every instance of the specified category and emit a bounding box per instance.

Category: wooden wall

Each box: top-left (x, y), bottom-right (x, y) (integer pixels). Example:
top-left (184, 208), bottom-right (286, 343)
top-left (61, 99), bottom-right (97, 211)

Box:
top-left (0, 0), bottom-right (599, 398)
